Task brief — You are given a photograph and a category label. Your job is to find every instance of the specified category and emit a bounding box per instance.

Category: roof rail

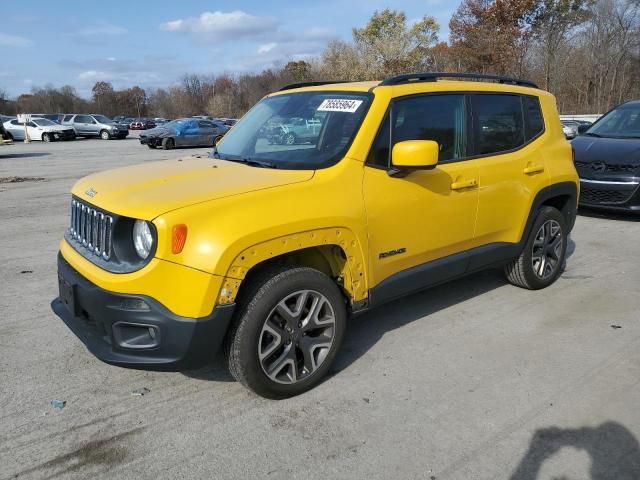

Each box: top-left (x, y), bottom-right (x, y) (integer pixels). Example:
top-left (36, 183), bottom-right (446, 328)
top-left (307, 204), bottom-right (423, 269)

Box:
top-left (278, 81), bottom-right (348, 91)
top-left (379, 72), bottom-right (538, 89)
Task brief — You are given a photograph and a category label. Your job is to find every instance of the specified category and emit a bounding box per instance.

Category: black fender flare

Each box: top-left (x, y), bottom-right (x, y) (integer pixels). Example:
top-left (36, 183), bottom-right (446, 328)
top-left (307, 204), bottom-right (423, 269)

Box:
top-left (521, 181), bottom-right (578, 244)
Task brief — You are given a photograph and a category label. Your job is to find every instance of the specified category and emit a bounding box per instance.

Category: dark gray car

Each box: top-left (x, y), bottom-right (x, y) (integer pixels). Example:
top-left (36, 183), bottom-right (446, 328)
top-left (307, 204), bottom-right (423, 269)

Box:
top-left (139, 118), bottom-right (229, 149)
top-left (62, 114), bottom-right (129, 140)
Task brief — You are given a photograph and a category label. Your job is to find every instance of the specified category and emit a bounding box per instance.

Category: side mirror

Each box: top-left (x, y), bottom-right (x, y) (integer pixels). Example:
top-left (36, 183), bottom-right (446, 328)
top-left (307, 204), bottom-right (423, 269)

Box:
top-left (577, 124), bottom-right (590, 135)
top-left (389, 140), bottom-right (439, 177)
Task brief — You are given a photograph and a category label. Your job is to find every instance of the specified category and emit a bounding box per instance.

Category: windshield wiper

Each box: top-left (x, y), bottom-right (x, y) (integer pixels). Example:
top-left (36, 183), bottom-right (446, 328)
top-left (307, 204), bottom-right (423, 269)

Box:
top-left (583, 132), bottom-right (601, 137)
top-left (217, 156), bottom-right (277, 169)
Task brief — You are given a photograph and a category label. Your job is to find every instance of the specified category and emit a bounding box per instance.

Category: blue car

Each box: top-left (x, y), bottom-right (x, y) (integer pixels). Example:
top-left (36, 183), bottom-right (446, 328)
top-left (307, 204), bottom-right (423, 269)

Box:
top-left (139, 118), bottom-right (229, 149)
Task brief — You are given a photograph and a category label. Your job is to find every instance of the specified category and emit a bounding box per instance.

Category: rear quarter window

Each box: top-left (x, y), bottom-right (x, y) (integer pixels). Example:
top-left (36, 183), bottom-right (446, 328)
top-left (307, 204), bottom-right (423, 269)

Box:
top-left (523, 96), bottom-right (544, 141)
top-left (472, 94), bottom-right (525, 155)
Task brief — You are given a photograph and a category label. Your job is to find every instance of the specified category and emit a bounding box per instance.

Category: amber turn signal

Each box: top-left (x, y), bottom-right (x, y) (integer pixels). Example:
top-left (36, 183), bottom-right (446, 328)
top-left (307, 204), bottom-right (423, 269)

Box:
top-left (172, 224), bottom-right (188, 254)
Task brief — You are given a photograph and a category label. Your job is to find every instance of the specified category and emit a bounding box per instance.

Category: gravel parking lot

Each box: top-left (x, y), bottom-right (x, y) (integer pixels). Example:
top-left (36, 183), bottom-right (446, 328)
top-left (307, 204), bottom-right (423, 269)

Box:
top-left (1, 135), bottom-right (639, 479)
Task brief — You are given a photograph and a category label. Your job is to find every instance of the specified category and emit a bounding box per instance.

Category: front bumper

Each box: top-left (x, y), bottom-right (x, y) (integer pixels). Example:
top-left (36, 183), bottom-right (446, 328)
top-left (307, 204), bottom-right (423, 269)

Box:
top-left (51, 253), bottom-right (235, 370)
top-left (578, 178), bottom-right (640, 212)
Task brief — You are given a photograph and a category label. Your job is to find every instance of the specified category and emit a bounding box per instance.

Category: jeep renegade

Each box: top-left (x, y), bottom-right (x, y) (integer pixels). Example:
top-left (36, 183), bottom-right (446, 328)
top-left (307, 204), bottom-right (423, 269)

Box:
top-left (52, 73), bottom-right (579, 399)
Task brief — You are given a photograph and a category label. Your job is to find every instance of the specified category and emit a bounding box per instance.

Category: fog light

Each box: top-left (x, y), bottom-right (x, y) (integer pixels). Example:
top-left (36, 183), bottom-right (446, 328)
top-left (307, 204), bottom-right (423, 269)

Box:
top-left (113, 322), bottom-right (160, 349)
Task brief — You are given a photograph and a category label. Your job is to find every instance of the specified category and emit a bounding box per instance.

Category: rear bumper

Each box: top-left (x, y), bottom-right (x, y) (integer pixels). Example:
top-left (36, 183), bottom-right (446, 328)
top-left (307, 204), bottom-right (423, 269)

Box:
top-left (51, 253), bottom-right (235, 370)
top-left (578, 178), bottom-right (640, 212)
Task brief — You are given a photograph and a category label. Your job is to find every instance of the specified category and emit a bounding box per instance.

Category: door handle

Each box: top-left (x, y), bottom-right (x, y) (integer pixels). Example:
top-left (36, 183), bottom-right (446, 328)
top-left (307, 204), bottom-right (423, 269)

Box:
top-left (523, 164), bottom-right (545, 175)
top-left (451, 178), bottom-right (478, 190)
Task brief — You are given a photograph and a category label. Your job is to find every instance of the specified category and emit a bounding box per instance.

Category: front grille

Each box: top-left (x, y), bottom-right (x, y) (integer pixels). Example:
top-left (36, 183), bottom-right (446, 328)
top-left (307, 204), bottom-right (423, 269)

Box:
top-left (580, 188), bottom-right (633, 205)
top-left (575, 161), bottom-right (640, 174)
top-left (69, 199), bottom-right (113, 260)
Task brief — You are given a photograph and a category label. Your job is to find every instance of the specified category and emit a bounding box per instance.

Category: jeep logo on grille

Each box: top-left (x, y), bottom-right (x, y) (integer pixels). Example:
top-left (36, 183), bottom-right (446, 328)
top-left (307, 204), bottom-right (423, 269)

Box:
top-left (85, 187), bottom-right (97, 197)
top-left (591, 162), bottom-right (607, 172)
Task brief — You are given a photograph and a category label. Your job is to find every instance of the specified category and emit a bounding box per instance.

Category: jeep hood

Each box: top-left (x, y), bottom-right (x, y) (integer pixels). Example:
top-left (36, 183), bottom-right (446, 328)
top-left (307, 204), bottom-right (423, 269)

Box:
top-left (72, 156), bottom-right (314, 219)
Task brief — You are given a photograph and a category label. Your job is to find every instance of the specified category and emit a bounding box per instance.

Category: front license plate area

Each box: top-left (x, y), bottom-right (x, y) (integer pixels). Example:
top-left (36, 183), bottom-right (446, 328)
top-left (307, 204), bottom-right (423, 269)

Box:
top-left (58, 275), bottom-right (77, 316)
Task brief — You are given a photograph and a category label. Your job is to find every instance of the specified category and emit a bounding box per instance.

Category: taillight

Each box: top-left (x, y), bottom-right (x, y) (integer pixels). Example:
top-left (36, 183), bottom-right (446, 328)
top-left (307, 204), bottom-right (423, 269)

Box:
top-left (172, 224), bottom-right (188, 254)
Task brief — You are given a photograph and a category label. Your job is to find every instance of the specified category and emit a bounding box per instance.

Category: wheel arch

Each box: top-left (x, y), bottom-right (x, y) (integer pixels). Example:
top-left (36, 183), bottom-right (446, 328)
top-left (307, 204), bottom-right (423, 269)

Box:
top-left (217, 228), bottom-right (368, 310)
top-left (522, 182), bottom-right (578, 243)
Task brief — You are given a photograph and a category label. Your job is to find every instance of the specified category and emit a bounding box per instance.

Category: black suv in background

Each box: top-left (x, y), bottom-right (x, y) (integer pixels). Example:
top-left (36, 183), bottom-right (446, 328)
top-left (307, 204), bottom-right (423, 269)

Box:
top-left (572, 100), bottom-right (640, 213)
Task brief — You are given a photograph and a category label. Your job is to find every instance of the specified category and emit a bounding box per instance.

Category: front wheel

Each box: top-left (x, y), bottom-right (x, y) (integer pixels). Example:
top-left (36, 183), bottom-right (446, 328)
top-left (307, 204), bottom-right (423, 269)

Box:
top-left (225, 266), bottom-right (346, 399)
top-left (505, 206), bottom-right (567, 290)
top-left (284, 132), bottom-right (296, 145)
top-left (100, 130), bottom-right (110, 140)
top-left (161, 137), bottom-right (175, 150)
top-left (42, 133), bottom-right (51, 142)
top-left (214, 135), bottom-right (223, 146)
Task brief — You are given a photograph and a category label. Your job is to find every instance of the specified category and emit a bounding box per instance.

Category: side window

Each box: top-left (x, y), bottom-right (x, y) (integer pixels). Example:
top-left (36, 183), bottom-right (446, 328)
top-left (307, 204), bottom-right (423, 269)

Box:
top-left (392, 94), bottom-right (467, 162)
top-left (75, 115), bottom-right (90, 123)
top-left (198, 121), bottom-right (212, 128)
top-left (63, 115), bottom-right (74, 122)
top-left (472, 94), bottom-right (524, 155)
top-left (10, 120), bottom-right (20, 126)
top-left (523, 96), bottom-right (544, 141)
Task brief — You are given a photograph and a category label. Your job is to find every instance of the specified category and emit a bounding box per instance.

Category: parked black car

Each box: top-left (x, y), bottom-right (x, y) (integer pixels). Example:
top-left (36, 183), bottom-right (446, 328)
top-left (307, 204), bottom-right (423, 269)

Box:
top-left (572, 100), bottom-right (640, 213)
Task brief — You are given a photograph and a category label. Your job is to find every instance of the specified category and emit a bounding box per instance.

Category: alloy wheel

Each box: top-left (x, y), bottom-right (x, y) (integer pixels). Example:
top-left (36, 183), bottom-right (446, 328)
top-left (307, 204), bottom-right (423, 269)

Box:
top-left (258, 290), bottom-right (336, 384)
top-left (531, 219), bottom-right (563, 280)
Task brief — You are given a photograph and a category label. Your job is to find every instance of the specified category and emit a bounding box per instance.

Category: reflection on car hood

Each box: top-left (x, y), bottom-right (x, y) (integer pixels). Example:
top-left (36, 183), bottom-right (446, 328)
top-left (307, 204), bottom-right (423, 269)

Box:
top-left (572, 136), bottom-right (640, 164)
top-left (71, 156), bottom-right (315, 219)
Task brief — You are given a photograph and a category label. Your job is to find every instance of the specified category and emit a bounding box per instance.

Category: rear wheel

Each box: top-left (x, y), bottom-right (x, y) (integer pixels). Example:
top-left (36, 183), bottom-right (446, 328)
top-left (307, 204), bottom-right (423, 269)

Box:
top-left (100, 130), bottom-right (110, 140)
top-left (505, 206), bottom-right (567, 290)
top-left (147, 143), bottom-right (157, 149)
top-left (162, 137), bottom-right (175, 150)
top-left (42, 132), bottom-right (51, 142)
top-left (225, 266), bottom-right (346, 399)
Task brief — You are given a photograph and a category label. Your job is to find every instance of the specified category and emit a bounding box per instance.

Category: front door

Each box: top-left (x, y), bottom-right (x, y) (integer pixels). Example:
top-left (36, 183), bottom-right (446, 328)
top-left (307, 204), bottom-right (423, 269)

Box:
top-left (363, 93), bottom-right (480, 292)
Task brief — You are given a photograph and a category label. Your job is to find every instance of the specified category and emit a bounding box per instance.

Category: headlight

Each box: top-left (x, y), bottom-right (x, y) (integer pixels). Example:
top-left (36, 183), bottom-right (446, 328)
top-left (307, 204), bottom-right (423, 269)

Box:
top-left (133, 220), bottom-right (154, 259)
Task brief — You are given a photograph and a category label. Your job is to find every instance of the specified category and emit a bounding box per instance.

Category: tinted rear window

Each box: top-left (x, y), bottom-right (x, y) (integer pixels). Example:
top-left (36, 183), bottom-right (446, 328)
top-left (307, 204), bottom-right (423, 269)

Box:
top-left (472, 94), bottom-right (525, 155)
top-left (523, 96), bottom-right (544, 141)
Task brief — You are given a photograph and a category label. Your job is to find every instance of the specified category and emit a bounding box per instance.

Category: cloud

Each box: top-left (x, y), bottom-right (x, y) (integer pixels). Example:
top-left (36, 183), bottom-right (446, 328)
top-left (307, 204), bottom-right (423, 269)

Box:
top-left (0, 33), bottom-right (32, 47)
top-left (59, 56), bottom-right (188, 95)
top-left (160, 10), bottom-right (278, 40)
top-left (74, 24), bottom-right (127, 36)
top-left (257, 43), bottom-right (277, 54)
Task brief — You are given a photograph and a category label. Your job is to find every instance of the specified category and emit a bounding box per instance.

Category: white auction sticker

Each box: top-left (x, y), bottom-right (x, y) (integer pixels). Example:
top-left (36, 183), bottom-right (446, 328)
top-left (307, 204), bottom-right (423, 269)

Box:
top-left (317, 99), bottom-right (363, 113)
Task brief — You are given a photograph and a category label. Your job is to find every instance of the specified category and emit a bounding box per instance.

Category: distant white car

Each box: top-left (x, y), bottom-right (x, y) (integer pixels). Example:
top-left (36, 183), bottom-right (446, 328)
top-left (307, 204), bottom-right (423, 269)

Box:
top-left (561, 121), bottom-right (578, 139)
top-left (3, 117), bottom-right (76, 142)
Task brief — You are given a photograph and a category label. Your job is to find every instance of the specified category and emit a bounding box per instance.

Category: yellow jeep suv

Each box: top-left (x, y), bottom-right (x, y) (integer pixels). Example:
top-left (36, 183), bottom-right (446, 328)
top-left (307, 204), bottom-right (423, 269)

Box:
top-left (52, 73), bottom-right (579, 398)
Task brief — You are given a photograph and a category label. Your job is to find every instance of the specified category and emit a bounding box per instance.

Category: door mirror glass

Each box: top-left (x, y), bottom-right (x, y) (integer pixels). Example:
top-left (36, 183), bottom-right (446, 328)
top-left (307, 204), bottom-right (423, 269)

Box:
top-left (391, 140), bottom-right (439, 171)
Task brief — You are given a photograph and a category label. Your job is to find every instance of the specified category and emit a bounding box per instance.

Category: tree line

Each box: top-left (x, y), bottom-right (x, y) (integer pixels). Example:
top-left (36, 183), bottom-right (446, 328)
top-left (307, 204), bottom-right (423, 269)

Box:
top-left (1, 0), bottom-right (638, 118)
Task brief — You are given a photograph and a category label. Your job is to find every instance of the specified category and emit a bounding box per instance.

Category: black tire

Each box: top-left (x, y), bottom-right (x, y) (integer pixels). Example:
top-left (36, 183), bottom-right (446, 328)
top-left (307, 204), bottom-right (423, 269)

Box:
top-left (147, 143), bottom-right (157, 149)
top-left (225, 266), bottom-right (347, 399)
top-left (6, 132), bottom-right (13, 141)
top-left (162, 137), bottom-right (175, 150)
top-left (100, 130), bottom-right (111, 140)
top-left (42, 133), bottom-right (51, 142)
top-left (505, 206), bottom-right (567, 290)
top-left (214, 135), bottom-right (223, 145)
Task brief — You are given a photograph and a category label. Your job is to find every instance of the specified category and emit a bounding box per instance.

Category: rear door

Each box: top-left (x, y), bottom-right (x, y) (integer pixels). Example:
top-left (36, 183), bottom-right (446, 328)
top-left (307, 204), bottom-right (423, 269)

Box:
top-left (472, 93), bottom-right (549, 246)
top-left (7, 120), bottom-right (24, 140)
top-left (198, 121), bottom-right (215, 145)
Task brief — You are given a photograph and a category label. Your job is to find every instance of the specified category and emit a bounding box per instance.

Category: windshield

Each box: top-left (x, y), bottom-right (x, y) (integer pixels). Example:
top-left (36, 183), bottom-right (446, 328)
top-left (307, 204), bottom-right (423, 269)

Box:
top-left (33, 118), bottom-right (57, 126)
top-left (93, 115), bottom-right (112, 124)
top-left (214, 91), bottom-right (372, 170)
top-left (587, 104), bottom-right (640, 138)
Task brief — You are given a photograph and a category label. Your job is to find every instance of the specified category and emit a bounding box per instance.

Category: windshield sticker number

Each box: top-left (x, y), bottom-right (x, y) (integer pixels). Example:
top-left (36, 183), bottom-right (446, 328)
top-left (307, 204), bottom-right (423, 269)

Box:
top-left (317, 99), bottom-right (363, 113)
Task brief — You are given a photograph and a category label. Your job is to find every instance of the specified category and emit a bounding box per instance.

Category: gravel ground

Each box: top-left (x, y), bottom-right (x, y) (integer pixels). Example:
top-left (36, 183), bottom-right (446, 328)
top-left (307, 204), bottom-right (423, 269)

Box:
top-left (1, 135), bottom-right (639, 480)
